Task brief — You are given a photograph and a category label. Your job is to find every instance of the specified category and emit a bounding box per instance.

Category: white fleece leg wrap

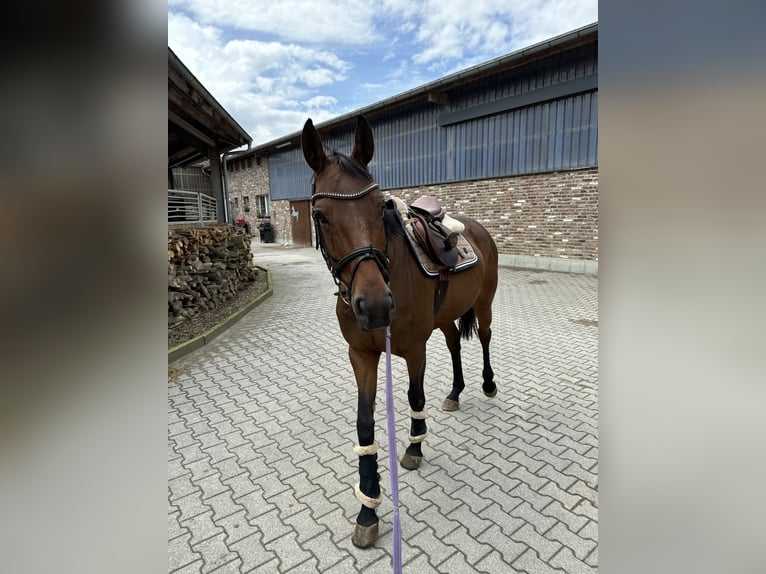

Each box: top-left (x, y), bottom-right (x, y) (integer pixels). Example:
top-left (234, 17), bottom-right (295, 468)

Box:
top-left (353, 443), bottom-right (378, 456)
top-left (409, 408), bottom-right (427, 420)
top-left (408, 432), bottom-right (428, 444)
top-left (354, 483), bottom-right (382, 509)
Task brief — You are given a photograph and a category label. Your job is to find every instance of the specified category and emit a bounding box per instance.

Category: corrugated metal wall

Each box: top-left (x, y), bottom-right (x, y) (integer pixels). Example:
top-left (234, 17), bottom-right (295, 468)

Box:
top-left (171, 166), bottom-right (213, 194)
top-left (270, 42), bottom-right (597, 201)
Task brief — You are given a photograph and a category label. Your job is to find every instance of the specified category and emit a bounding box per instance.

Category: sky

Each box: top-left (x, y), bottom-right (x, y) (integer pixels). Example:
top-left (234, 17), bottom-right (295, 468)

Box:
top-left (168, 1), bottom-right (597, 147)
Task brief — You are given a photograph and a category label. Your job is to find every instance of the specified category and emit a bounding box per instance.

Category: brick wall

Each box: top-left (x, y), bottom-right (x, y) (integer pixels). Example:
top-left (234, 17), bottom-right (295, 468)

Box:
top-left (230, 158), bottom-right (598, 264)
top-left (387, 168), bottom-right (598, 261)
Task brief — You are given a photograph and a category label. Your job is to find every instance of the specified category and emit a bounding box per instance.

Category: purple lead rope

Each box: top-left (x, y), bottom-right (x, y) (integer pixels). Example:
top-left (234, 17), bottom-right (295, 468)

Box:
top-left (384, 326), bottom-right (403, 573)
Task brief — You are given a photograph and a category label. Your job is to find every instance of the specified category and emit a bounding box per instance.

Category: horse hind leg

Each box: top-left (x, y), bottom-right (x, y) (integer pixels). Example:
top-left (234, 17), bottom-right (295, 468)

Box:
top-left (475, 303), bottom-right (497, 397)
top-left (440, 323), bottom-right (465, 411)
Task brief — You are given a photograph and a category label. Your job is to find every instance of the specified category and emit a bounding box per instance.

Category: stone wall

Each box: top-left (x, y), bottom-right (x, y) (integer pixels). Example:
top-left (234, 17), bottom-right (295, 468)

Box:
top-left (227, 157), bottom-right (273, 236)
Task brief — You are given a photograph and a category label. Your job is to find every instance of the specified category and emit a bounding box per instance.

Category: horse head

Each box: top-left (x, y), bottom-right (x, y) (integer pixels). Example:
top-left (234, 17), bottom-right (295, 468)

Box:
top-left (301, 115), bottom-right (395, 331)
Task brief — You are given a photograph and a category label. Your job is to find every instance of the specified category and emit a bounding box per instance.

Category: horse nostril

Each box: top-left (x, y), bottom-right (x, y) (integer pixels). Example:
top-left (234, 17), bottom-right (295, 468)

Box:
top-left (354, 297), bottom-right (366, 316)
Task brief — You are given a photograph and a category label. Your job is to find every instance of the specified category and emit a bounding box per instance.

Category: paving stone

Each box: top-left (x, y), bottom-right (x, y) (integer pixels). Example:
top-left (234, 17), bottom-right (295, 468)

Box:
top-left (550, 546), bottom-right (595, 574)
top-left (169, 533), bottom-right (201, 572)
top-left (182, 510), bottom-right (224, 547)
top-left (265, 530), bottom-right (311, 571)
top-left (283, 557), bottom-right (319, 573)
top-left (511, 523), bottom-right (563, 561)
top-left (545, 521), bottom-right (596, 562)
top-left (229, 532), bottom-right (277, 573)
top-left (577, 519), bottom-right (598, 543)
top-left (237, 489), bottom-right (277, 520)
top-left (540, 500), bottom-right (589, 534)
top-left (537, 462), bottom-right (578, 490)
top-left (176, 491), bottom-right (209, 523)
top-left (571, 499), bottom-right (598, 522)
top-left (169, 249), bottom-right (598, 574)
top-left (509, 501), bottom-right (558, 536)
top-left (215, 509), bottom-right (259, 546)
top-left (512, 548), bottom-right (563, 574)
top-left (225, 472), bottom-right (258, 500)
top-left (446, 502), bottom-right (492, 538)
top-left (205, 490), bottom-right (241, 522)
top-left (170, 473), bottom-right (201, 502)
top-left (321, 555), bottom-right (356, 574)
top-left (171, 559), bottom-right (203, 574)
top-left (568, 479), bottom-right (599, 504)
top-left (207, 558), bottom-right (242, 574)
top-left (476, 523), bottom-right (527, 564)
top-left (398, 552), bottom-right (442, 573)
top-left (409, 524), bottom-right (460, 567)
top-left (540, 480), bottom-right (584, 511)
top-left (584, 543), bottom-right (598, 567)
top-left (436, 550), bottom-right (475, 573)
top-left (510, 482), bottom-right (555, 512)
top-left (442, 524), bottom-right (494, 565)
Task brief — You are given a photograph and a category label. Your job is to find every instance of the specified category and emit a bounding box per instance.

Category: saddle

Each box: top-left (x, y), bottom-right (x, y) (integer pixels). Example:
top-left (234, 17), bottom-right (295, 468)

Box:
top-left (408, 196), bottom-right (462, 268)
top-left (387, 195), bottom-right (473, 315)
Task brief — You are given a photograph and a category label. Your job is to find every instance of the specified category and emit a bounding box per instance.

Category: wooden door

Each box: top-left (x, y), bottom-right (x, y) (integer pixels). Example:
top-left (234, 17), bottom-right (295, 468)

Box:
top-left (289, 200), bottom-right (312, 246)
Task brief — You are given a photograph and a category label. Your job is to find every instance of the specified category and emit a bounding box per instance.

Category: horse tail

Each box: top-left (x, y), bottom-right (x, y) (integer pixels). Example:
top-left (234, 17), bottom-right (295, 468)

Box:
top-left (458, 307), bottom-right (478, 341)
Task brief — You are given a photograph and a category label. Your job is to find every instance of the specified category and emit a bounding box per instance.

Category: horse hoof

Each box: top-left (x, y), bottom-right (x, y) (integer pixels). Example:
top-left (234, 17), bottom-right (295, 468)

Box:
top-left (483, 386), bottom-right (497, 398)
top-left (352, 522), bottom-right (379, 548)
top-left (442, 398), bottom-right (460, 411)
top-left (400, 452), bottom-right (423, 470)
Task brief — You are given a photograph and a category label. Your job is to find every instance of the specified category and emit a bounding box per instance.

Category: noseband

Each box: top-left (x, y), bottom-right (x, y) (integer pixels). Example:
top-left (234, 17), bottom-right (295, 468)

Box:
top-left (311, 181), bottom-right (390, 304)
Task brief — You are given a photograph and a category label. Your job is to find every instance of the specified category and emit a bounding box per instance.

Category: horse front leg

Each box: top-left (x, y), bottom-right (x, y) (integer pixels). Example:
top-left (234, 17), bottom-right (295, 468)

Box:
top-left (400, 348), bottom-right (427, 470)
top-left (348, 347), bottom-right (382, 548)
top-left (440, 323), bottom-right (465, 411)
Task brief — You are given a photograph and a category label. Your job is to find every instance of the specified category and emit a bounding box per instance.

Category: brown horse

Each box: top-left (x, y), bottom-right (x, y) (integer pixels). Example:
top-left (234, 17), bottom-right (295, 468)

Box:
top-left (301, 115), bottom-right (499, 548)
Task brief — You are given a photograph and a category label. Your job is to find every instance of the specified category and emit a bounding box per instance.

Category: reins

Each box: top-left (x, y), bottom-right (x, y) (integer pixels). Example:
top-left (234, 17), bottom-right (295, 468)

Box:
top-left (385, 326), bottom-right (403, 574)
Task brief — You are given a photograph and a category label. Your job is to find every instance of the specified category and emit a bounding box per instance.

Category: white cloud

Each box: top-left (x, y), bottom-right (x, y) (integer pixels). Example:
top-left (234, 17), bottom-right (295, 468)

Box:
top-left (303, 96), bottom-right (338, 109)
top-left (409, 0), bottom-right (597, 68)
top-left (168, 12), bottom-right (349, 143)
top-left (168, 1), bottom-right (598, 143)
top-left (171, 0), bottom-right (378, 44)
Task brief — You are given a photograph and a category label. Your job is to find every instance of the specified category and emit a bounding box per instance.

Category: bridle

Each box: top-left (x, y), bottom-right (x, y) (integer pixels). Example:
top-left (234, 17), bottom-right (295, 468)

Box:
top-left (311, 180), bottom-right (390, 304)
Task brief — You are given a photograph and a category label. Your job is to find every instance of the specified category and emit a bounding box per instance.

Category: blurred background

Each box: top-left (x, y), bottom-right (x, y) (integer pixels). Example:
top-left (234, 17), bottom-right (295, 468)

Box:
top-left (0, 1), bottom-right (764, 573)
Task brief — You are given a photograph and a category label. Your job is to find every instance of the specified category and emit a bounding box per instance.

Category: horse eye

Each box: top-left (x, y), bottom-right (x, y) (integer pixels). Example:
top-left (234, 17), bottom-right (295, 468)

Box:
top-left (314, 211), bottom-right (329, 225)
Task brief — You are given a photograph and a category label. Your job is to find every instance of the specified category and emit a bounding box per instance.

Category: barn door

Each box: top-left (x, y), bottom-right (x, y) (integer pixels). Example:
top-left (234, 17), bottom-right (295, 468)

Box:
top-left (289, 200), bottom-right (312, 246)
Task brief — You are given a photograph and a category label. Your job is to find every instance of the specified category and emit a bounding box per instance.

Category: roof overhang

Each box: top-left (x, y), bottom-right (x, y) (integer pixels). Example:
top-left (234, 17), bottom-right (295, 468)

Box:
top-left (168, 48), bottom-right (252, 168)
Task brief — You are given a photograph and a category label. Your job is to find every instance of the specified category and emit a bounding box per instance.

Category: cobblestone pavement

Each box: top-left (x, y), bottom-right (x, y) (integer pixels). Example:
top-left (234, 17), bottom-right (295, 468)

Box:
top-left (169, 241), bottom-right (598, 573)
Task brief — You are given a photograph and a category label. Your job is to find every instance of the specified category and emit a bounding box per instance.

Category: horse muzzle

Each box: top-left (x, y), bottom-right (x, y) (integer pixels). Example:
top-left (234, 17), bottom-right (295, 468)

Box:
top-left (352, 289), bottom-right (395, 331)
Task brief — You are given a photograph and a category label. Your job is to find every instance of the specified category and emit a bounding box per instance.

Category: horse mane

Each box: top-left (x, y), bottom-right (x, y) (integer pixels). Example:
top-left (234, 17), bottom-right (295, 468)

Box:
top-left (331, 152), bottom-right (374, 182)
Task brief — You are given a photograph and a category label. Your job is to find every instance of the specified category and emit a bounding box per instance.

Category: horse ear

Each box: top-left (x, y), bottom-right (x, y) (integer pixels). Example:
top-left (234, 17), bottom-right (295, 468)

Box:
top-left (301, 118), bottom-right (327, 173)
top-left (351, 115), bottom-right (374, 167)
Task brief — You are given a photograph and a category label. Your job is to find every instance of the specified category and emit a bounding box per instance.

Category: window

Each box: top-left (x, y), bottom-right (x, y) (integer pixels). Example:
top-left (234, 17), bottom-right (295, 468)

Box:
top-left (256, 195), bottom-right (270, 218)
top-left (233, 197), bottom-right (239, 209)
top-left (243, 196), bottom-right (250, 212)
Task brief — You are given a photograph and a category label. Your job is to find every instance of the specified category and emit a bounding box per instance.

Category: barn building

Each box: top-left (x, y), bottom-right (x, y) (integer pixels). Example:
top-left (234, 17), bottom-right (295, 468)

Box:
top-left (227, 22), bottom-right (597, 273)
